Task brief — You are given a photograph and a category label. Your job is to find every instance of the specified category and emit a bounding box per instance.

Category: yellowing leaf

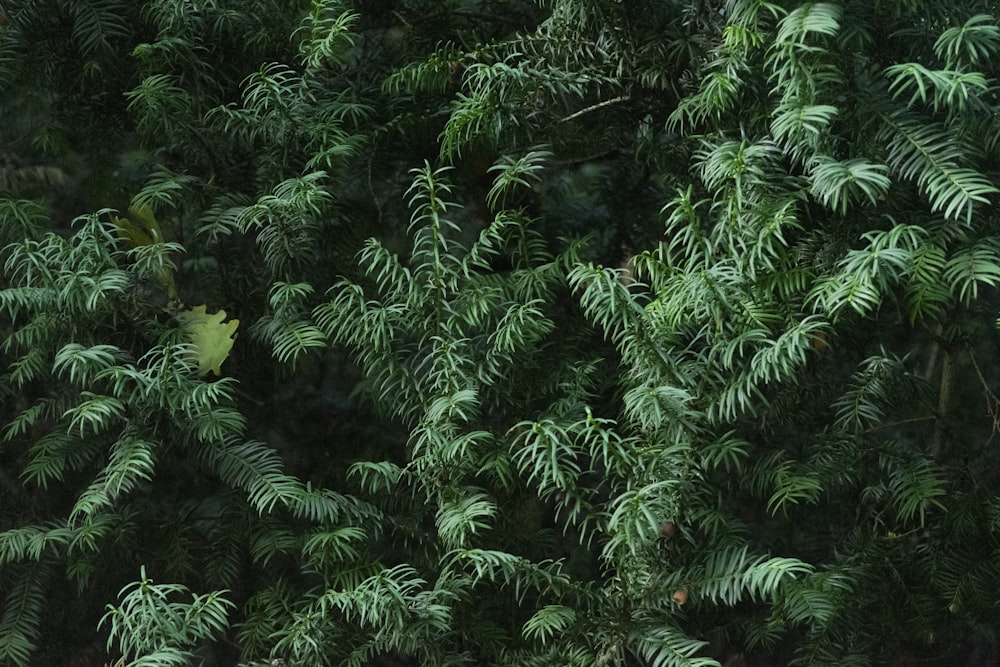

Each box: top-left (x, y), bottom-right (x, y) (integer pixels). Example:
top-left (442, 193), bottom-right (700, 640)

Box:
top-left (112, 204), bottom-right (177, 299)
top-left (176, 305), bottom-right (239, 377)
top-left (111, 214), bottom-right (155, 247)
top-left (111, 203), bottom-right (165, 247)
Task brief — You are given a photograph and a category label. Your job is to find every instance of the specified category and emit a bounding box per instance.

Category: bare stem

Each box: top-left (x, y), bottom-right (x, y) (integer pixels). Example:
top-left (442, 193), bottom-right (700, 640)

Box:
top-left (558, 96), bottom-right (630, 124)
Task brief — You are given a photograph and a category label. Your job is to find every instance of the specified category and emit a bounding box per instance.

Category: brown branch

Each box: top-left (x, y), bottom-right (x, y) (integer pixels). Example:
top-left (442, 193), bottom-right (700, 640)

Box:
top-left (367, 148), bottom-right (383, 227)
top-left (929, 346), bottom-right (954, 458)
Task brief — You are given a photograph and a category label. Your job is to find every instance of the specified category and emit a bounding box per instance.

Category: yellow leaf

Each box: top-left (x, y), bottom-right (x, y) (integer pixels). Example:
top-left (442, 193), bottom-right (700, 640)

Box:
top-left (111, 214), bottom-right (155, 247)
top-left (112, 204), bottom-right (177, 299)
top-left (129, 203), bottom-right (164, 243)
top-left (176, 305), bottom-right (239, 377)
top-left (111, 203), bottom-right (164, 247)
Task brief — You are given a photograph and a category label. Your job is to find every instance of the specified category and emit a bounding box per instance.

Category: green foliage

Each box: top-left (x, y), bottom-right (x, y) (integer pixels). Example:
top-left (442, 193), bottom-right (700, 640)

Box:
top-left (101, 566), bottom-right (234, 664)
top-left (0, 564), bottom-right (49, 667)
top-left (2, 0), bottom-right (1000, 665)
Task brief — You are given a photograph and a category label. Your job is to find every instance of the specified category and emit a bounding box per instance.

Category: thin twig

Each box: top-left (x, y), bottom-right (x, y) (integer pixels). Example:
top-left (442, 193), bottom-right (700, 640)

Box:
top-left (450, 9), bottom-right (535, 28)
top-left (550, 146), bottom-right (621, 165)
top-left (864, 415), bottom-right (937, 434)
top-left (966, 347), bottom-right (1000, 445)
top-left (930, 346), bottom-right (954, 458)
top-left (391, 10), bottom-right (413, 28)
top-left (967, 347), bottom-right (1000, 404)
top-left (558, 95), bottom-right (630, 124)
top-left (368, 148), bottom-right (383, 226)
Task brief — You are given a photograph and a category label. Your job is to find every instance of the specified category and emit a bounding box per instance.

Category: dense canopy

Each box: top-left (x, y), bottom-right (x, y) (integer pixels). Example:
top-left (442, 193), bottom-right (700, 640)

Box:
top-left (2, 0), bottom-right (1000, 665)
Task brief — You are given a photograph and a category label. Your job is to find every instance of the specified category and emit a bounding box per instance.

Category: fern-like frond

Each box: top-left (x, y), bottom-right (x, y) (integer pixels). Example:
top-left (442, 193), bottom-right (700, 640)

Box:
top-left (628, 624), bottom-right (716, 667)
top-left (0, 563), bottom-right (49, 667)
top-left (295, 3), bottom-right (358, 69)
top-left (885, 62), bottom-right (988, 113)
top-left (934, 14), bottom-right (1000, 67)
top-left (435, 490), bottom-right (496, 549)
top-left (70, 434), bottom-right (157, 521)
top-left (686, 546), bottom-right (813, 606)
top-left (68, 0), bottom-right (130, 57)
top-left (101, 566), bottom-right (234, 660)
top-left (486, 147), bottom-right (551, 210)
top-left (941, 239), bottom-right (1000, 304)
top-left (774, 2), bottom-right (843, 46)
top-left (832, 355), bottom-right (905, 432)
top-left (808, 156), bottom-right (891, 214)
top-left (0, 524), bottom-right (72, 568)
top-left (879, 110), bottom-right (998, 222)
top-left (200, 438), bottom-right (300, 515)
